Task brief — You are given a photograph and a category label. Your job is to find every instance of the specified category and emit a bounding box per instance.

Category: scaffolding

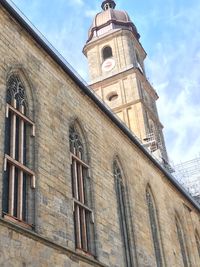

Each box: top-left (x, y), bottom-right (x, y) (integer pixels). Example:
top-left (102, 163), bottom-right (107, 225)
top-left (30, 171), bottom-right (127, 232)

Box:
top-left (143, 132), bottom-right (174, 173)
top-left (143, 132), bottom-right (159, 153)
top-left (173, 156), bottom-right (200, 200)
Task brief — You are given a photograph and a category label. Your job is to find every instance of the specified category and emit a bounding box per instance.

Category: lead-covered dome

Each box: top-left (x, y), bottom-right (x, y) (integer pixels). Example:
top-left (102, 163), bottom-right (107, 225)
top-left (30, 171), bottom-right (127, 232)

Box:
top-left (87, 0), bottom-right (140, 42)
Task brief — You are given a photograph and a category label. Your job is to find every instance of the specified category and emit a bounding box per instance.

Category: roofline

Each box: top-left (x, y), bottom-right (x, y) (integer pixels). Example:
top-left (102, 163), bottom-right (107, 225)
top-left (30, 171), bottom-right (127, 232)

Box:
top-left (1, 0), bottom-right (200, 212)
top-left (86, 19), bottom-right (140, 43)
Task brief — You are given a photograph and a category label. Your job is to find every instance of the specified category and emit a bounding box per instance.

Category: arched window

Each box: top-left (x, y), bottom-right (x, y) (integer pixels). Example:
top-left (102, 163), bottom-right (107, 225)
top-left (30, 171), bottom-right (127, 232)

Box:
top-left (69, 125), bottom-right (94, 254)
top-left (113, 160), bottom-right (133, 267)
top-left (175, 216), bottom-right (189, 267)
top-left (146, 187), bottom-right (164, 267)
top-left (102, 46), bottom-right (113, 60)
top-left (3, 74), bottom-right (35, 227)
top-left (195, 231), bottom-right (200, 258)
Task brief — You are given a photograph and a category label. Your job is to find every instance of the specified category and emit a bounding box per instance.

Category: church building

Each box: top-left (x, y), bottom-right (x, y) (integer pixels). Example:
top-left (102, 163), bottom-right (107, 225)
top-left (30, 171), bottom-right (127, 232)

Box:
top-left (0, 0), bottom-right (199, 266)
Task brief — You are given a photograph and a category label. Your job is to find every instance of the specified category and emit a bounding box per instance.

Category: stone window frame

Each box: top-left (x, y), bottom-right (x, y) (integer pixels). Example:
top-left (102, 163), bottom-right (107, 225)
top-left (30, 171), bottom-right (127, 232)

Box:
top-left (175, 215), bottom-right (190, 267)
top-left (102, 45), bottom-right (113, 61)
top-left (69, 124), bottom-right (95, 255)
top-left (113, 158), bottom-right (134, 267)
top-left (3, 73), bottom-right (35, 229)
top-left (146, 185), bottom-right (164, 267)
top-left (195, 230), bottom-right (200, 258)
top-left (135, 50), bottom-right (144, 73)
top-left (106, 91), bottom-right (119, 102)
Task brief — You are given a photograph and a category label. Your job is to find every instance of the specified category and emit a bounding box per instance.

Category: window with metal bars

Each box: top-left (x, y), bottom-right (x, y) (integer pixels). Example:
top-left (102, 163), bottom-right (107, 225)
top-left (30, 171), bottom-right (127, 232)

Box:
top-left (3, 74), bottom-right (35, 228)
top-left (69, 126), bottom-right (94, 254)
top-left (113, 160), bottom-right (133, 267)
top-left (175, 217), bottom-right (189, 267)
top-left (146, 187), bottom-right (164, 267)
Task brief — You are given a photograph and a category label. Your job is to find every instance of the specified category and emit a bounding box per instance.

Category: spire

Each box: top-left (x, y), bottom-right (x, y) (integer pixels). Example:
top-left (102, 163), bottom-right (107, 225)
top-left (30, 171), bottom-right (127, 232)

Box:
top-left (101, 0), bottom-right (116, 11)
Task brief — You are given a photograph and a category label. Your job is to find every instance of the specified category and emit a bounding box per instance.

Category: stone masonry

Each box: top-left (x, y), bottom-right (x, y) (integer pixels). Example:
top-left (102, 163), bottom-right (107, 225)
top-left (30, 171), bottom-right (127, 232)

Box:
top-left (0, 2), bottom-right (199, 267)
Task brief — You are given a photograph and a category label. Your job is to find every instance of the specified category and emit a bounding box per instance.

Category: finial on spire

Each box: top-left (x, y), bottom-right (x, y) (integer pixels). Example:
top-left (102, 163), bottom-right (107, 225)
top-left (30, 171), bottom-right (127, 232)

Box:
top-left (101, 0), bottom-right (116, 11)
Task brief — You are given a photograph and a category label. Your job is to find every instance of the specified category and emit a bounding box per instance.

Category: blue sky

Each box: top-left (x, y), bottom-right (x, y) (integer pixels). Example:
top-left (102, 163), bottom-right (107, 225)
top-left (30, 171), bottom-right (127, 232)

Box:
top-left (10, 0), bottom-right (200, 165)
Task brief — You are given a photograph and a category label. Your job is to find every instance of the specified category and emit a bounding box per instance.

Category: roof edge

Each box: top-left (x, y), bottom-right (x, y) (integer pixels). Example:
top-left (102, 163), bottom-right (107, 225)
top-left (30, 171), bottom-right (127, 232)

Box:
top-left (1, 0), bottom-right (200, 212)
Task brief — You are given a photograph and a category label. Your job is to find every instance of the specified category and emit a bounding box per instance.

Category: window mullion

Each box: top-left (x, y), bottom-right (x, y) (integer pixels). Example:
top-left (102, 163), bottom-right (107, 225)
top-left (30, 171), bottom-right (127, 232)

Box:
top-left (4, 75), bottom-right (35, 226)
top-left (75, 204), bottom-right (82, 249)
top-left (80, 208), bottom-right (88, 251)
top-left (78, 152), bottom-right (85, 203)
top-left (73, 199), bottom-right (92, 213)
top-left (8, 99), bottom-right (17, 216)
top-left (73, 160), bottom-right (82, 248)
top-left (70, 128), bottom-right (93, 254)
top-left (71, 153), bottom-right (89, 169)
top-left (6, 103), bottom-right (35, 136)
top-left (176, 221), bottom-right (188, 267)
top-left (72, 146), bottom-right (82, 248)
top-left (5, 155), bottom-right (35, 177)
top-left (72, 149), bottom-right (79, 200)
top-left (118, 179), bottom-right (131, 266)
top-left (17, 105), bottom-right (25, 220)
top-left (78, 151), bottom-right (87, 250)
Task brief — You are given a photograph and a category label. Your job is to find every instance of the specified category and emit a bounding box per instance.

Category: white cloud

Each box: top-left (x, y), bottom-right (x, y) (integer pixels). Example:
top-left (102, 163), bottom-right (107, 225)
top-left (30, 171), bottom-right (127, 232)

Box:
top-left (68, 0), bottom-right (84, 6)
top-left (142, 1), bottom-right (200, 164)
top-left (85, 9), bottom-right (99, 18)
top-left (146, 32), bottom-right (200, 163)
top-left (159, 86), bottom-right (200, 161)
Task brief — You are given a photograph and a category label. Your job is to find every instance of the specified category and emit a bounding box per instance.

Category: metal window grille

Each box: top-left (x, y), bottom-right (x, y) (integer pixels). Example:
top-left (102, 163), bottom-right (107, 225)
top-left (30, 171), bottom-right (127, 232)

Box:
top-left (3, 75), bottom-right (35, 227)
top-left (69, 127), bottom-right (94, 254)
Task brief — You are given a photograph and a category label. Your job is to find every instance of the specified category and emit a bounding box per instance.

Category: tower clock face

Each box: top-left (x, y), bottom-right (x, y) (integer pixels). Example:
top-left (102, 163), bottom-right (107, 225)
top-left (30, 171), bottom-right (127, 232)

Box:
top-left (102, 58), bottom-right (115, 72)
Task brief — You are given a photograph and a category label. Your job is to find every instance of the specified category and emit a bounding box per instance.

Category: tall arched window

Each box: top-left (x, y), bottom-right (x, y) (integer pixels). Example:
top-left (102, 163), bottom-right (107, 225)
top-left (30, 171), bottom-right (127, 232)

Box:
top-left (102, 46), bottom-right (113, 60)
top-left (3, 74), bottom-right (35, 227)
top-left (146, 187), bottom-right (164, 267)
top-left (175, 216), bottom-right (189, 267)
top-left (69, 125), bottom-right (94, 254)
top-left (113, 160), bottom-right (133, 267)
top-left (195, 230), bottom-right (200, 258)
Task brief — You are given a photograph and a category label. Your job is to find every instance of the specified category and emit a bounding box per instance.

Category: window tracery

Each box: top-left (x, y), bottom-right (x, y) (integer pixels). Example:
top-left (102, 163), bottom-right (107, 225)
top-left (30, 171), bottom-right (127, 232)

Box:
top-left (69, 126), bottom-right (94, 254)
top-left (3, 74), bottom-right (35, 227)
top-left (6, 74), bottom-right (28, 109)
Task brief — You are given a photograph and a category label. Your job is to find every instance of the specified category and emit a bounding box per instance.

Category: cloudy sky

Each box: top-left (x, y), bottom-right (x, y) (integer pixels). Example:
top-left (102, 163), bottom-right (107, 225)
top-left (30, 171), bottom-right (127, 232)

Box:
top-left (10, 0), bottom-right (200, 165)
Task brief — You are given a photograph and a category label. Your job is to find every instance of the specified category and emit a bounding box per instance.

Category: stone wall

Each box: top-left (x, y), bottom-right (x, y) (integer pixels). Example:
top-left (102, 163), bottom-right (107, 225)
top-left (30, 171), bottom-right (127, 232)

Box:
top-left (0, 5), bottom-right (199, 267)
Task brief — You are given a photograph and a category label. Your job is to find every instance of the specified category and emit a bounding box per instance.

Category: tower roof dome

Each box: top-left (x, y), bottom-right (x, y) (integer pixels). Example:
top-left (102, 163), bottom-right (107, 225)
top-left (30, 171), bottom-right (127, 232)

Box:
top-left (87, 1), bottom-right (140, 43)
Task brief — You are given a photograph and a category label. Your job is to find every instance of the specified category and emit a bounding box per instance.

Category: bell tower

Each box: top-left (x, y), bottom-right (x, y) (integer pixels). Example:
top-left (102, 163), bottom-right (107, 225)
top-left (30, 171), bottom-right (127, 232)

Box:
top-left (83, 0), bottom-right (169, 163)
